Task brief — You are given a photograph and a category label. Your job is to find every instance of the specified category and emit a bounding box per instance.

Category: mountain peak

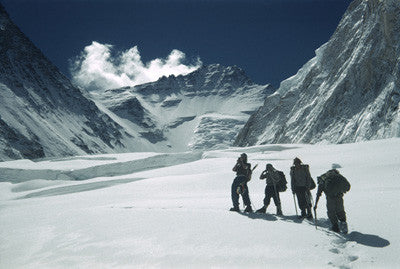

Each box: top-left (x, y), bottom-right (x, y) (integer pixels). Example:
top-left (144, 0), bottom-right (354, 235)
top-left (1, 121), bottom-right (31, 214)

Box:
top-left (195, 63), bottom-right (251, 80)
top-left (132, 63), bottom-right (255, 97)
top-left (92, 61), bottom-right (271, 151)
top-left (154, 63), bottom-right (253, 87)
top-left (235, 0), bottom-right (400, 146)
top-left (183, 63), bottom-right (254, 90)
top-left (0, 4), bottom-right (137, 160)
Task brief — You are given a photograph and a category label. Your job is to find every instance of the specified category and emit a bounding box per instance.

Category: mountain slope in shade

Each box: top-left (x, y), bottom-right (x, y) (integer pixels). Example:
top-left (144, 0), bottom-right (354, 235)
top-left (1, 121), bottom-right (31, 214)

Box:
top-left (235, 0), bottom-right (400, 146)
top-left (92, 64), bottom-right (273, 152)
top-left (0, 4), bottom-right (146, 161)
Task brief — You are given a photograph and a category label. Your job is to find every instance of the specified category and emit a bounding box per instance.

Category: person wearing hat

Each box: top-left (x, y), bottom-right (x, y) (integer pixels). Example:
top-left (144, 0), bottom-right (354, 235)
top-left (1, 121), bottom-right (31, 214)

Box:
top-left (256, 163), bottom-right (284, 215)
top-left (314, 167), bottom-right (350, 233)
top-left (290, 157), bottom-right (315, 219)
top-left (230, 153), bottom-right (253, 213)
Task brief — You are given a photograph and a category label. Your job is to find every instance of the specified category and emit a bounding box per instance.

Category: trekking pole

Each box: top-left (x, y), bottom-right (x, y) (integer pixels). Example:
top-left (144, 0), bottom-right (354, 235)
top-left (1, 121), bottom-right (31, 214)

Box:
top-left (293, 193), bottom-right (298, 216)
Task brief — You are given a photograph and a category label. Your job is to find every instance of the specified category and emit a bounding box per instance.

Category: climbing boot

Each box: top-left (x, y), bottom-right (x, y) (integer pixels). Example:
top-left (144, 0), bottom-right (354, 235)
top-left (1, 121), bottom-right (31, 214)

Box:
top-left (339, 221), bottom-right (348, 234)
top-left (276, 205), bottom-right (283, 216)
top-left (256, 206), bottom-right (267, 214)
top-left (229, 206), bottom-right (240, 212)
top-left (331, 223), bottom-right (340, 233)
top-left (244, 205), bottom-right (253, 213)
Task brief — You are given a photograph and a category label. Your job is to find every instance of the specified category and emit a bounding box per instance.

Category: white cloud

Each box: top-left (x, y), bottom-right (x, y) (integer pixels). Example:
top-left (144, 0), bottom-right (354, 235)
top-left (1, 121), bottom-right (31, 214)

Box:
top-left (70, 41), bottom-right (202, 91)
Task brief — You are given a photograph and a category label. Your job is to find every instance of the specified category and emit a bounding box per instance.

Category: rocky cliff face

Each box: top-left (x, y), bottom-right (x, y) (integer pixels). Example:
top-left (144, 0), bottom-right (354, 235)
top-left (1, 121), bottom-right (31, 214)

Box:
top-left (92, 64), bottom-right (273, 151)
top-left (0, 4), bottom-right (135, 161)
top-left (235, 0), bottom-right (400, 146)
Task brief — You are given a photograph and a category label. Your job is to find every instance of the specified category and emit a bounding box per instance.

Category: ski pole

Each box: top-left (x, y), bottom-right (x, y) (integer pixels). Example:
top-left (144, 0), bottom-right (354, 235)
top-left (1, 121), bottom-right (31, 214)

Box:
top-left (293, 193), bottom-right (298, 216)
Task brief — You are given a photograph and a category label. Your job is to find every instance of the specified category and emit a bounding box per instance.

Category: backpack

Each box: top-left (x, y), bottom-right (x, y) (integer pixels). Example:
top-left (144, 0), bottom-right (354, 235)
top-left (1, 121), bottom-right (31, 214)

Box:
top-left (309, 176), bottom-right (316, 190)
top-left (291, 165), bottom-right (316, 190)
top-left (320, 170), bottom-right (351, 196)
top-left (276, 171), bottom-right (287, 192)
top-left (303, 165), bottom-right (316, 190)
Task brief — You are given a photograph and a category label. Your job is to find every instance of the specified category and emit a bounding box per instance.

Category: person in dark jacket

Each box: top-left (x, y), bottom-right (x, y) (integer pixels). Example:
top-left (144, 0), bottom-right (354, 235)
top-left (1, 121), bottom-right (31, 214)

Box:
top-left (256, 164), bottom-right (283, 215)
top-left (314, 168), bottom-right (350, 234)
top-left (290, 157), bottom-right (314, 219)
top-left (230, 153), bottom-right (253, 213)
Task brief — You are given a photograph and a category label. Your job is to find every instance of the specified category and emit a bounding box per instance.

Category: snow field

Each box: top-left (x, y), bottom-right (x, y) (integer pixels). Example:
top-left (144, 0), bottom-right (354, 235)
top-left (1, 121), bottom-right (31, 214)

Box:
top-left (0, 139), bottom-right (399, 268)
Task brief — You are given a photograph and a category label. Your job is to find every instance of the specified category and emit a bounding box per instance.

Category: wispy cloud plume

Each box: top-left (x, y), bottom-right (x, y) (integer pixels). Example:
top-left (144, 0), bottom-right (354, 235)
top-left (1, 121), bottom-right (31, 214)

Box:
top-left (70, 41), bottom-right (202, 91)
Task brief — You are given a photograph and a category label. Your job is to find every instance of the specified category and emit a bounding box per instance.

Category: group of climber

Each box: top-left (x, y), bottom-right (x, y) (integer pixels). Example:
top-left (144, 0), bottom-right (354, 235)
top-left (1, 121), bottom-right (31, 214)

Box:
top-left (230, 153), bottom-right (351, 234)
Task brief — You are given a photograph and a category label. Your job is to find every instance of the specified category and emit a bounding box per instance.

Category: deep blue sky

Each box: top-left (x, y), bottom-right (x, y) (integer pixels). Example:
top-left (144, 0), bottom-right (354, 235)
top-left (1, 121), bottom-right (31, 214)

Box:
top-left (2, 0), bottom-right (352, 88)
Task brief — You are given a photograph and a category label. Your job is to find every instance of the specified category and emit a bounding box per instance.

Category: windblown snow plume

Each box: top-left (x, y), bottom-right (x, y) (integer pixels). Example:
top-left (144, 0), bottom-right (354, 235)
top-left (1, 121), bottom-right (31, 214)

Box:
top-left (70, 41), bottom-right (202, 91)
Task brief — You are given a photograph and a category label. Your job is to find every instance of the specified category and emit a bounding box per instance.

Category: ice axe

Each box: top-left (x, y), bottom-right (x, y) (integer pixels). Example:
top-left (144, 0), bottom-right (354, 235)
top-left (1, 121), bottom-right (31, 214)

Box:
top-left (252, 163), bottom-right (258, 172)
top-left (237, 163), bottom-right (258, 194)
top-left (247, 164), bottom-right (258, 181)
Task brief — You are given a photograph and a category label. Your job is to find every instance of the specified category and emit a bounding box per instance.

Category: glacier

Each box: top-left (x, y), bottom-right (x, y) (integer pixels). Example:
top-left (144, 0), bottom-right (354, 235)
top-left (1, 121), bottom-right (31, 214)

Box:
top-left (1, 139), bottom-right (399, 268)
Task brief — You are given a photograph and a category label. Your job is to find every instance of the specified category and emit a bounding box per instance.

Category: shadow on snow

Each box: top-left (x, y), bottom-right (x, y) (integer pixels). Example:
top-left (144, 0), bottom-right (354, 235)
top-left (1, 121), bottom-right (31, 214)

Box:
top-left (237, 212), bottom-right (390, 248)
top-left (314, 217), bottom-right (390, 248)
top-left (16, 177), bottom-right (144, 199)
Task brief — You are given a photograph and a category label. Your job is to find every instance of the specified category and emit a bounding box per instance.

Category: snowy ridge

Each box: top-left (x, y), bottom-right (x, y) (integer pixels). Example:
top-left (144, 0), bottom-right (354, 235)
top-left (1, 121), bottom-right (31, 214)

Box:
top-left (0, 5), bottom-right (149, 161)
top-left (235, 0), bottom-right (400, 146)
top-left (92, 64), bottom-right (273, 152)
top-left (0, 1), bottom-right (273, 161)
top-left (0, 139), bottom-right (398, 268)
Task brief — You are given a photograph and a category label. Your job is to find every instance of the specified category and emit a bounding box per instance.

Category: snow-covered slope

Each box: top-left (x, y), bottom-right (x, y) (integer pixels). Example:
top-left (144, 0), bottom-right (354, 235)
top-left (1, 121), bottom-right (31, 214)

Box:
top-left (92, 64), bottom-right (273, 151)
top-left (235, 0), bottom-right (400, 146)
top-left (0, 5), bottom-right (151, 161)
top-left (0, 138), bottom-right (399, 268)
top-left (0, 2), bottom-right (272, 159)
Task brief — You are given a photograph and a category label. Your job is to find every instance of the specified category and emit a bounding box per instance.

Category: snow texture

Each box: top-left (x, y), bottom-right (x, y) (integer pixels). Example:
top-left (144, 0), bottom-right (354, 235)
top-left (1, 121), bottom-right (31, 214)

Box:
top-left (92, 64), bottom-right (273, 152)
top-left (0, 5), bottom-right (147, 161)
top-left (0, 3), bottom-right (273, 160)
top-left (235, 0), bottom-right (400, 146)
top-left (0, 138), bottom-right (399, 268)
